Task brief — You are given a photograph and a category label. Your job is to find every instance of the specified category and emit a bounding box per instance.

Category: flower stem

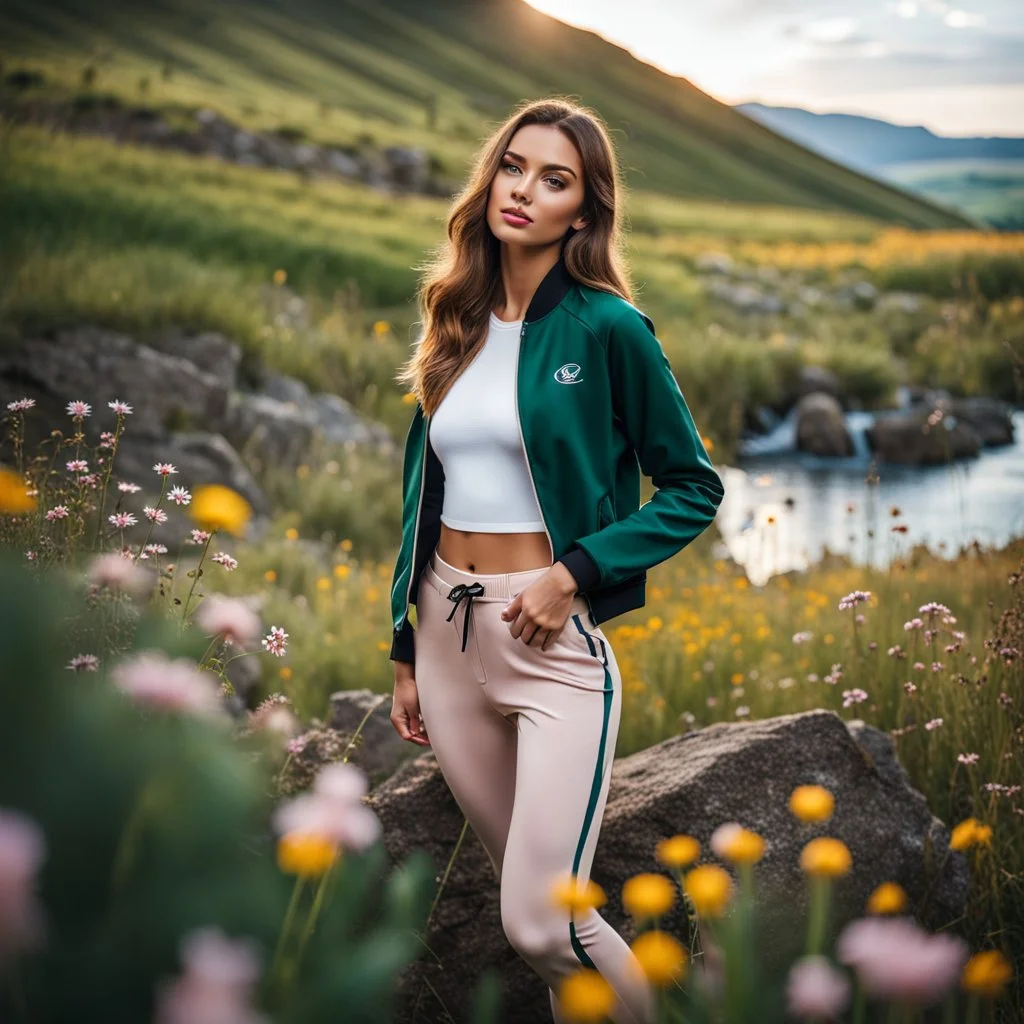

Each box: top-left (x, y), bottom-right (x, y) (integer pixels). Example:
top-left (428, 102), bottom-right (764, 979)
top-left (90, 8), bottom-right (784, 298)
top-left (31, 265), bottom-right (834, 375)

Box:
top-left (180, 530), bottom-right (215, 627)
top-left (805, 875), bottom-right (830, 956)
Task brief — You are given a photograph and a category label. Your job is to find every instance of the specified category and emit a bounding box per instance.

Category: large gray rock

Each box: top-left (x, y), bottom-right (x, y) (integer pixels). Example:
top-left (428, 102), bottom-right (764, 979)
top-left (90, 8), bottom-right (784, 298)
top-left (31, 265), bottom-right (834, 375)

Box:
top-left (370, 709), bottom-right (968, 1024)
top-left (867, 408), bottom-right (982, 465)
top-left (937, 396), bottom-right (1015, 447)
top-left (795, 392), bottom-right (854, 456)
top-left (223, 392), bottom-right (317, 467)
top-left (329, 688), bottom-right (418, 786)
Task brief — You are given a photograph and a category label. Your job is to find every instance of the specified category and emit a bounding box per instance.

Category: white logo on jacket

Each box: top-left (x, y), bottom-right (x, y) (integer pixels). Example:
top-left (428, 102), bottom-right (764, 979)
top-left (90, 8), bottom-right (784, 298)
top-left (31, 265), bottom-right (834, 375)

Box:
top-left (554, 363), bottom-right (583, 384)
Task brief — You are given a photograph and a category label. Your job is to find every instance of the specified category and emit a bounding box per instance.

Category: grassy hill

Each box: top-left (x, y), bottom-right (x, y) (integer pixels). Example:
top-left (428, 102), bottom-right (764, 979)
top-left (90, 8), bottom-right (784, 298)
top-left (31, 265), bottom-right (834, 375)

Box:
top-left (0, 0), bottom-right (977, 229)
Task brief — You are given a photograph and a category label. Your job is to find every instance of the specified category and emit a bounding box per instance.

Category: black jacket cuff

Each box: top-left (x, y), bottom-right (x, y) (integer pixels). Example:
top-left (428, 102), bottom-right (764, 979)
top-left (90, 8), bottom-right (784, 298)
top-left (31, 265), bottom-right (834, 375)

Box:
top-left (390, 619), bottom-right (415, 665)
top-left (556, 547), bottom-right (601, 592)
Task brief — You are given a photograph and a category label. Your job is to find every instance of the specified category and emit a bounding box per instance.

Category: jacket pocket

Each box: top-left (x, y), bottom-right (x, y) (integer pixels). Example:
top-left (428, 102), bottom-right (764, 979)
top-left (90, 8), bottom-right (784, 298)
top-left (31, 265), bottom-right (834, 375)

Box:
top-left (597, 492), bottom-right (615, 530)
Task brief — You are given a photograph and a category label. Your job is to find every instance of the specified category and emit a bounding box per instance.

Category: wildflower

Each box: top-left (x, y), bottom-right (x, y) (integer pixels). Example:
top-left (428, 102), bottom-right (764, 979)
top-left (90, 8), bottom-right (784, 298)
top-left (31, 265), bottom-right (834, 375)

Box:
top-left (904, 618), bottom-right (923, 631)
top-left (786, 955), bottom-right (851, 1020)
top-left (66, 654), bottom-right (99, 672)
top-left (66, 459), bottom-right (89, 473)
top-left (919, 601), bottom-right (952, 619)
top-left (0, 468), bottom-right (36, 515)
top-left (195, 595), bottom-right (261, 649)
top-left (111, 651), bottom-right (225, 719)
top-left (188, 528), bottom-right (211, 544)
top-left (117, 481), bottom-right (142, 493)
top-left (622, 873), bottom-right (675, 918)
top-left (710, 822), bottom-right (765, 864)
top-left (735, 705), bottom-right (750, 717)
top-left (87, 551), bottom-right (152, 599)
top-left (276, 833), bottom-right (338, 877)
top-left (866, 882), bottom-right (908, 915)
top-left (65, 400), bottom-right (91, 418)
top-left (168, 485), bottom-right (192, 506)
top-left (836, 916), bottom-right (967, 1006)
top-left (153, 463), bottom-right (178, 476)
top-left (655, 835), bottom-right (700, 869)
top-left (0, 808), bottom-right (47, 960)
top-left (903, 681), bottom-right (917, 695)
top-left (76, 473), bottom-right (99, 488)
top-left (190, 484), bottom-right (252, 537)
top-left (557, 969), bottom-right (615, 1023)
top-left (930, 661), bottom-right (943, 673)
top-left (913, 661), bottom-right (925, 671)
top-left (273, 268), bottom-right (287, 286)
top-left (824, 663), bottom-right (842, 685)
top-left (550, 874), bottom-right (607, 915)
top-left (838, 590), bottom-right (871, 611)
top-left (108, 511), bottom-right (137, 529)
top-left (143, 505), bottom-right (168, 524)
top-left (682, 864), bottom-right (732, 918)
top-left (892, 523), bottom-right (909, 533)
top-left (99, 431), bottom-right (116, 448)
top-left (24, 551), bottom-right (36, 561)
top-left (789, 785), bottom-right (835, 822)
top-left (792, 631), bottom-right (814, 644)
top-left (800, 837), bottom-right (852, 878)
top-left (924, 717), bottom-right (943, 731)
top-left (107, 400), bottom-right (132, 415)
top-left (211, 552), bottom-right (238, 571)
top-left (45, 506), bottom-right (70, 521)
top-left (153, 926), bottom-right (266, 1024)
top-left (887, 645), bottom-right (905, 658)
top-left (950, 817), bottom-right (992, 851)
top-left (630, 930), bottom-right (688, 986)
top-left (957, 752), bottom-right (979, 766)
top-left (6, 398), bottom-right (35, 411)
top-left (145, 543), bottom-right (168, 555)
top-left (262, 626), bottom-right (288, 657)
top-left (842, 688), bottom-right (868, 708)
top-left (961, 950), bottom-right (1013, 998)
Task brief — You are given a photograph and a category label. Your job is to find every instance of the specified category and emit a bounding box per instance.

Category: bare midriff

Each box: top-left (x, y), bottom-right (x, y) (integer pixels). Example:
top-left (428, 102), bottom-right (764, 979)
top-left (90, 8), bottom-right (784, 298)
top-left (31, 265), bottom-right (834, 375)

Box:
top-left (437, 523), bottom-right (552, 574)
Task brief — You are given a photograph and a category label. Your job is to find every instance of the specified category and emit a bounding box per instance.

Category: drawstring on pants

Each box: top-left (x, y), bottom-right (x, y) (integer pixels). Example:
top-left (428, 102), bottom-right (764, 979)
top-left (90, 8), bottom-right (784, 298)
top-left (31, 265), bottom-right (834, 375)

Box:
top-left (446, 582), bottom-right (486, 653)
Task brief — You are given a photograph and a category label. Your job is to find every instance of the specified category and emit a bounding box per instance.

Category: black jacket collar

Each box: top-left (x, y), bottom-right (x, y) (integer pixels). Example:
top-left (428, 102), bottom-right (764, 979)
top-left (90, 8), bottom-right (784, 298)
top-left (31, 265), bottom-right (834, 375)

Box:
top-left (524, 250), bottom-right (576, 323)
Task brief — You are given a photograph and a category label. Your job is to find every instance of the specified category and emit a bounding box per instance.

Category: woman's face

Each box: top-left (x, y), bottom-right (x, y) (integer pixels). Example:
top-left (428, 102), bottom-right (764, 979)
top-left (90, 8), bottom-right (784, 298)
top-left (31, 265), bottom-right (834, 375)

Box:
top-left (486, 123), bottom-right (588, 247)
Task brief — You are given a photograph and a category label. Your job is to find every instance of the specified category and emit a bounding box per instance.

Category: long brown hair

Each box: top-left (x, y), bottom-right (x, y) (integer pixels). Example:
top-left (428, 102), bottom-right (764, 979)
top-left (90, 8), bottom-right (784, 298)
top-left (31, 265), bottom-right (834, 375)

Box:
top-left (396, 97), bottom-right (634, 416)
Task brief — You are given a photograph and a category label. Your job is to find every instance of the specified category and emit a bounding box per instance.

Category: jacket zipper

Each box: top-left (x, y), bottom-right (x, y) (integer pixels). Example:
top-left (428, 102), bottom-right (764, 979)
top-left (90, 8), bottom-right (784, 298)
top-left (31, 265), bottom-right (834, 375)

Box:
top-left (397, 413), bottom-right (429, 635)
top-left (515, 321), bottom-right (554, 565)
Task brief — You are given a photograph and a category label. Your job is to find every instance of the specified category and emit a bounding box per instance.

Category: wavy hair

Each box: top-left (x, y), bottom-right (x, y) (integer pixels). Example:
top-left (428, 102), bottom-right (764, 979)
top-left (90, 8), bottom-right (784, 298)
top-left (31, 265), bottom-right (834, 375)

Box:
top-left (396, 97), bottom-right (634, 416)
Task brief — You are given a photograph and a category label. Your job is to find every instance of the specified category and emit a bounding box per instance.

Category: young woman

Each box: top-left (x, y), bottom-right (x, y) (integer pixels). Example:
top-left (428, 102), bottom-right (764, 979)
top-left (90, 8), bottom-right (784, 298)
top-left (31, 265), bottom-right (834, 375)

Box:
top-left (388, 98), bottom-right (724, 1023)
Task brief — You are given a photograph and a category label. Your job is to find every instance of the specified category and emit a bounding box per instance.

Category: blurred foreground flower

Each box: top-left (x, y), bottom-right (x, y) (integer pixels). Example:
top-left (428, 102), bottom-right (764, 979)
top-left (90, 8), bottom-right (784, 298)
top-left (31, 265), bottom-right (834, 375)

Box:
top-left (0, 808), bottom-right (47, 961)
top-left (800, 837), bottom-right (851, 878)
top-left (786, 955), bottom-right (851, 1019)
top-left (710, 822), bottom-right (765, 864)
top-left (789, 785), bottom-right (836, 823)
top-left (190, 484), bottom-right (253, 538)
top-left (655, 834), bottom-right (700, 869)
top-left (0, 467), bottom-right (36, 514)
top-left (950, 817), bottom-right (993, 851)
top-left (622, 872), bottom-right (675, 919)
top-left (866, 881), bottom-right (908, 915)
top-left (961, 950), bottom-right (1013, 998)
top-left (550, 873), bottom-right (606, 915)
top-left (557, 968), bottom-right (615, 1023)
top-left (195, 594), bottom-right (261, 649)
top-left (683, 864), bottom-right (733, 918)
top-left (111, 651), bottom-right (226, 719)
top-left (87, 551), bottom-right (154, 600)
top-left (629, 929), bottom-right (688, 986)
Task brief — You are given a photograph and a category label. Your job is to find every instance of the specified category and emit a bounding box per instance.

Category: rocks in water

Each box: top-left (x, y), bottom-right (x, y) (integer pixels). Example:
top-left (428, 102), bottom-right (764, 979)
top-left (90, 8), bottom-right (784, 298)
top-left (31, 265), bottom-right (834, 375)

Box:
top-left (867, 407), bottom-right (982, 465)
top-left (370, 709), bottom-right (968, 1024)
top-left (938, 396), bottom-right (1015, 447)
top-left (795, 392), bottom-right (854, 457)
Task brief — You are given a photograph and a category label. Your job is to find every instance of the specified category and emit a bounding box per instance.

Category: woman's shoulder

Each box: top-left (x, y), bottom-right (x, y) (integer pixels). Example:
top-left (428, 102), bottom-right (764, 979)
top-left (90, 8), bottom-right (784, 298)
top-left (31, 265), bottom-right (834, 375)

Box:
top-left (573, 282), bottom-right (655, 335)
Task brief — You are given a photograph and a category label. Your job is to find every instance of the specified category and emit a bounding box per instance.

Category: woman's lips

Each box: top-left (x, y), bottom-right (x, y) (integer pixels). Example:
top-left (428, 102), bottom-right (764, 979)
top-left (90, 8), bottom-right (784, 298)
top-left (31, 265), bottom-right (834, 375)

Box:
top-left (501, 211), bottom-right (532, 226)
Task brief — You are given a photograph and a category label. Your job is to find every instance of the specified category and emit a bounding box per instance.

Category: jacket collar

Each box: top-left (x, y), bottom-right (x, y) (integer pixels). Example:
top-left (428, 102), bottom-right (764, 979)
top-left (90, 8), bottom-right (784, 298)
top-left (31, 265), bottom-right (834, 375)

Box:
top-left (524, 249), bottom-right (576, 323)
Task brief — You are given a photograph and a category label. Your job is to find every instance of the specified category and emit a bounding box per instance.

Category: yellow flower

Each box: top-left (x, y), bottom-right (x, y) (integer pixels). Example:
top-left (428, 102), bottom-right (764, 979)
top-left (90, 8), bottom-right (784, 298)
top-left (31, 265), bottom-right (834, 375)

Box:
top-left (376, 640), bottom-right (389, 652)
top-left (961, 950), bottom-right (1012, 998)
top-left (285, 527), bottom-right (299, 541)
top-left (974, 824), bottom-right (993, 845)
top-left (789, 785), bottom-right (835, 822)
top-left (273, 268), bottom-right (287, 286)
top-left (866, 881), bottom-right (907, 915)
top-left (950, 817), bottom-right (991, 851)
top-left (655, 834), bottom-right (701, 869)
top-left (189, 484), bottom-right (252, 537)
top-left (647, 616), bottom-right (662, 631)
top-left (701, 436), bottom-right (715, 453)
top-left (264, 569), bottom-right (277, 583)
top-left (550, 873), bottom-right (607, 914)
top-left (340, 538), bottom-right (353, 551)
top-left (557, 969), bottom-right (615, 1023)
top-left (800, 837), bottom-right (852, 878)
top-left (622, 873), bottom-right (675, 919)
top-left (279, 666), bottom-right (292, 680)
top-left (0, 467), bottom-right (36, 514)
top-left (401, 392), bottom-right (417, 405)
top-left (373, 320), bottom-right (390, 336)
top-left (683, 864), bottom-right (733, 918)
top-left (316, 576), bottom-right (331, 591)
top-left (730, 672), bottom-right (744, 685)
top-left (714, 825), bottom-right (765, 865)
top-left (630, 930), bottom-right (688, 986)
top-left (333, 564), bottom-right (350, 578)
top-left (276, 833), bottom-right (337, 876)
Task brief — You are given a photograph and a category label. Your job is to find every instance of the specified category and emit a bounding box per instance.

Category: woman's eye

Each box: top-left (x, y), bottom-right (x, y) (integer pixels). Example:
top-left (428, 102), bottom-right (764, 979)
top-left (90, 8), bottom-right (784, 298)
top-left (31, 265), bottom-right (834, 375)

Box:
top-left (545, 177), bottom-right (566, 189)
top-left (502, 163), bottom-right (565, 189)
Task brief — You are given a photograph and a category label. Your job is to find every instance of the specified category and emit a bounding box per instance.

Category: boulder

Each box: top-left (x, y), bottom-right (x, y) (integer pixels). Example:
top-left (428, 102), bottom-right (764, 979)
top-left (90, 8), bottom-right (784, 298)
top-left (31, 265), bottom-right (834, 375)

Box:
top-left (937, 396), bottom-right (1015, 447)
top-left (369, 710), bottom-right (968, 1024)
top-left (867, 408), bottom-right (982, 465)
top-left (795, 392), bottom-right (854, 457)
top-left (329, 688), bottom-right (418, 786)
top-left (223, 392), bottom-right (317, 467)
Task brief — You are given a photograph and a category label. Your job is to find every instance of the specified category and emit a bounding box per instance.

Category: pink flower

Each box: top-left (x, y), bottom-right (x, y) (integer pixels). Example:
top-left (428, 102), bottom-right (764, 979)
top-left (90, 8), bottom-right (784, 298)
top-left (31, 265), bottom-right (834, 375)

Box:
top-left (836, 916), bottom-right (967, 1005)
top-left (143, 506), bottom-right (168, 524)
top-left (211, 552), bottom-right (238, 571)
top-left (0, 808), bottom-right (47, 961)
top-left (904, 618), bottom-right (923, 632)
top-left (25, 551), bottom-right (37, 562)
top-left (261, 626), bottom-right (288, 658)
top-left (6, 398), bottom-right (35, 411)
top-left (838, 590), bottom-right (871, 611)
top-left (842, 688), bottom-right (868, 708)
top-left (117, 481), bottom-right (142, 493)
top-left (99, 431), bottom-right (116, 449)
top-left (153, 926), bottom-right (267, 1024)
top-left (272, 763), bottom-right (380, 850)
top-left (957, 752), bottom-right (979, 766)
top-left (168, 486), bottom-right (192, 506)
top-left (903, 681), bottom-right (917, 695)
top-left (189, 529), bottom-right (211, 545)
top-left (108, 511), bottom-right (137, 529)
top-left (111, 651), bottom-right (225, 719)
top-left (107, 399), bottom-right (133, 415)
top-left (67, 654), bottom-right (100, 672)
top-left (153, 463), bottom-right (178, 476)
top-left (66, 459), bottom-right (89, 473)
top-left (87, 552), bottom-right (153, 599)
top-left (195, 595), bottom-right (261, 649)
top-left (45, 506), bottom-right (70, 521)
top-left (65, 400), bottom-right (91, 418)
top-left (824, 663), bottom-right (843, 685)
top-left (792, 631), bottom-right (814, 645)
top-left (786, 955), bottom-right (851, 1020)
top-left (145, 543), bottom-right (169, 555)
top-left (924, 718), bottom-right (943, 731)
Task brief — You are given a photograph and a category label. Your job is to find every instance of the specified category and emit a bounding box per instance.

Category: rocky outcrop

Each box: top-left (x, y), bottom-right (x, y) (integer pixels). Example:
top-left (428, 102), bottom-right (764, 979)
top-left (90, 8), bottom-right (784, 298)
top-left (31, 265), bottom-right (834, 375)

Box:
top-left (794, 392), bottom-right (854, 456)
top-left (867, 407), bottom-right (982, 465)
top-left (369, 709), bottom-right (969, 1024)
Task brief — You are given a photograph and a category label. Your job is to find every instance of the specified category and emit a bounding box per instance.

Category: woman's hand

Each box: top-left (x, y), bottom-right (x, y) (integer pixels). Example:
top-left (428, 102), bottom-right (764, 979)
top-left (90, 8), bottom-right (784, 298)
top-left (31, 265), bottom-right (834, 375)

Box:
top-left (391, 661), bottom-right (430, 746)
top-left (501, 563), bottom-right (579, 651)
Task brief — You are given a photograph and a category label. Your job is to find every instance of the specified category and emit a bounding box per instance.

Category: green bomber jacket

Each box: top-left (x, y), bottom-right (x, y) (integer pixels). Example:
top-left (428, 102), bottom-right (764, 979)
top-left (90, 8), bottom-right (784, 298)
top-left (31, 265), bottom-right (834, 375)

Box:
top-left (389, 252), bottom-right (725, 664)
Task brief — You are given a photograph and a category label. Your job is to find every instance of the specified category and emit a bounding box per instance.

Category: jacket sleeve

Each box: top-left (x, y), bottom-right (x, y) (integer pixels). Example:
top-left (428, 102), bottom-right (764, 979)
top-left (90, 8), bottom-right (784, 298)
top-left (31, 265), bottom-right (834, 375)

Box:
top-left (559, 306), bottom-right (724, 591)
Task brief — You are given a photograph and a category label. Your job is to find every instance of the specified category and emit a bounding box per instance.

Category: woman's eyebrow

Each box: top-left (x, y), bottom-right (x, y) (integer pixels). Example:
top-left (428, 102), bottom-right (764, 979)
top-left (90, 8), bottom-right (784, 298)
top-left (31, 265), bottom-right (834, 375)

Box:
top-left (503, 150), bottom-right (578, 178)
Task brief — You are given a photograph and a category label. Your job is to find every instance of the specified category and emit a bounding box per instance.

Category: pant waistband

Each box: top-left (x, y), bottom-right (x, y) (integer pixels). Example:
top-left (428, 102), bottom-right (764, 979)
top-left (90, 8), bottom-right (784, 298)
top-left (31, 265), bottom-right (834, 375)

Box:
top-left (423, 547), bottom-right (552, 602)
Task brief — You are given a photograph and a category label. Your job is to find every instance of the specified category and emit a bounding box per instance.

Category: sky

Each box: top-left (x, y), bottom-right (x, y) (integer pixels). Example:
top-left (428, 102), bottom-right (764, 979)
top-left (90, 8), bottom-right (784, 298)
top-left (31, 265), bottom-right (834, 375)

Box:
top-left (524, 0), bottom-right (1024, 137)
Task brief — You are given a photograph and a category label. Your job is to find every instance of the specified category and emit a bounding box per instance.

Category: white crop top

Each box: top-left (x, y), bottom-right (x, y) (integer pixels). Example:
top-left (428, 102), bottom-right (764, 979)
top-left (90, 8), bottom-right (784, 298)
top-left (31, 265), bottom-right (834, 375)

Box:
top-left (428, 312), bottom-right (546, 533)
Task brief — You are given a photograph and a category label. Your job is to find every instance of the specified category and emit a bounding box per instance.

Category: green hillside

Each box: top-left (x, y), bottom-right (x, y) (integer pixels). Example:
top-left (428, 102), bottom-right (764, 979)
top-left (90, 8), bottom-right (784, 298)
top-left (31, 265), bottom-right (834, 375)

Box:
top-left (0, 0), bottom-right (975, 229)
